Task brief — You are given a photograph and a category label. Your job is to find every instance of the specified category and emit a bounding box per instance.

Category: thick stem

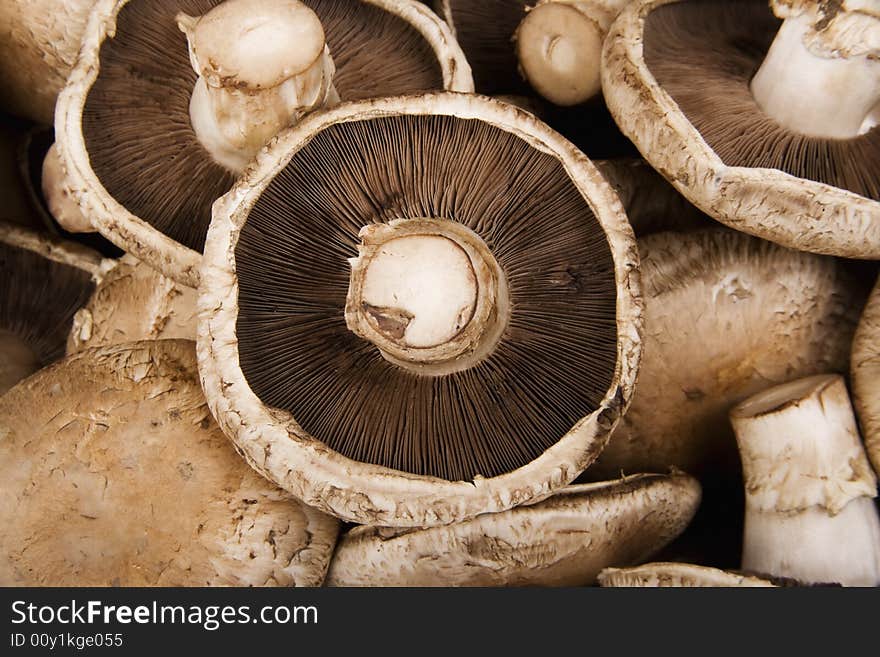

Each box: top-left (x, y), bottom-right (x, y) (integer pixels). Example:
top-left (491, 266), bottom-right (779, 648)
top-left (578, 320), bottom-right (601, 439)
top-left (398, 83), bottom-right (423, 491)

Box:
top-left (345, 219), bottom-right (509, 376)
top-left (731, 374), bottom-right (880, 586)
top-left (178, 0), bottom-right (340, 173)
top-left (0, 329), bottom-right (39, 395)
top-left (42, 143), bottom-right (93, 234)
top-left (515, 0), bottom-right (629, 106)
top-left (751, 8), bottom-right (880, 138)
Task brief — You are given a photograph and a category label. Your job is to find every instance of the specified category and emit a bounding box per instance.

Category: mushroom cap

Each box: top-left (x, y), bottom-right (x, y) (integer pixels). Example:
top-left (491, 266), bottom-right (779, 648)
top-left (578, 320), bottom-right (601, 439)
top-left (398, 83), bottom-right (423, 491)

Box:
top-left (0, 223), bottom-right (108, 395)
top-left (67, 254), bottom-right (197, 353)
top-left (325, 472), bottom-right (700, 586)
top-left (602, 0), bottom-right (880, 258)
top-left (591, 228), bottom-right (862, 479)
top-left (56, 0), bottom-right (474, 288)
top-left (853, 277), bottom-right (880, 475)
top-left (199, 92), bottom-right (643, 527)
top-left (598, 562), bottom-right (777, 587)
top-left (0, 1), bottom-right (97, 124)
top-left (0, 339), bottom-right (340, 586)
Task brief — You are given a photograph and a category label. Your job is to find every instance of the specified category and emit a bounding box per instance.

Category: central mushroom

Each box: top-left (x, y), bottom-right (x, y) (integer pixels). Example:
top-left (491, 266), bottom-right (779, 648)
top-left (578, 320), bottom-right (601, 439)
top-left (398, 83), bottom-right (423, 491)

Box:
top-left (199, 93), bottom-right (642, 527)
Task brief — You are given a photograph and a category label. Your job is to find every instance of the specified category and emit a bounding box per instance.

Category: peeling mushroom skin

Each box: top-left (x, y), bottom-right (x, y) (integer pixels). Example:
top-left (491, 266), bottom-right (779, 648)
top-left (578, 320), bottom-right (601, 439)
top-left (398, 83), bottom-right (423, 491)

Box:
top-left (591, 229), bottom-right (861, 480)
top-left (55, 0), bottom-right (473, 288)
top-left (199, 93), bottom-right (642, 527)
top-left (602, 0), bottom-right (880, 258)
top-left (0, 223), bottom-right (104, 396)
top-left (0, 1), bottom-right (97, 124)
top-left (598, 562), bottom-right (777, 587)
top-left (67, 255), bottom-right (198, 353)
top-left (0, 340), bottom-right (340, 586)
top-left (731, 375), bottom-right (880, 587)
top-left (325, 473), bottom-right (700, 587)
top-left (853, 277), bottom-right (880, 475)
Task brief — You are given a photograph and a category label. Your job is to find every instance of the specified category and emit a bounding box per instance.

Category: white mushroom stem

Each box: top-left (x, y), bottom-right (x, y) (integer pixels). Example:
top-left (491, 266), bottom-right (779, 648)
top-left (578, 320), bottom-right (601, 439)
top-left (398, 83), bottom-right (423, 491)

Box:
top-left (515, 0), bottom-right (630, 106)
top-left (345, 219), bottom-right (509, 376)
top-left (730, 374), bottom-right (880, 586)
top-left (41, 143), bottom-right (93, 234)
top-left (751, 1), bottom-right (880, 138)
top-left (177, 0), bottom-right (340, 173)
top-left (0, 329), bottom-right (38, 395)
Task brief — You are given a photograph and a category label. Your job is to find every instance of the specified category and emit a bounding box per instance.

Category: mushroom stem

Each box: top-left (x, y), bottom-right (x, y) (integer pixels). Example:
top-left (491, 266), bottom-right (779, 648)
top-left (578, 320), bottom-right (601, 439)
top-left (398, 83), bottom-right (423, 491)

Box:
top-left (0, 329), bottom-right (39, 395)
top-left (852, 276), bottom-right (880, 475)
top-left (177, 0), bottom-right (340, 173)
top-left (515, 0), bottom-right (629, 106)
top-left (41, 144), bottom-right (93, 234)
top-left (730, 374), bottom-right (880, 586)
top-left (345, 219), bottom-right (509, 376)
top-left (750, 2), bottom-right (880, 139)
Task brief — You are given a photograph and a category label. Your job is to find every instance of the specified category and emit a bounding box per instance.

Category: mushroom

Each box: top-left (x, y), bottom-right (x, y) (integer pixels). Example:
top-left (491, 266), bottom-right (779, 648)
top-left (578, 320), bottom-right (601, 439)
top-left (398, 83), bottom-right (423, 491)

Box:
top-left (852, 276), bottom-right (880, 475)
top-left (53, 0), bottom-right (473, 287)
top-left (325, 472), bottom-right (700, 586)
top-left (598, 562), bottom-right (778, 587)
top-left (199, 93), bottom-right (642, 527)
top-left (0, 339), bottom-right (340, 586)
top-left (0, 1), bottom-right (97, 124)
top-left (0, 222), bottom-right (108, 395)
top-left (730, 374), bottom-right (880, 586)
top-left (67, 254), bottom-right (198, 353)
top-left (591, 228), bottom-right (861, 479)
top-left (438, 0), bottom-right (637, 157)
top-left (602, 0), bottom-right (880, 258)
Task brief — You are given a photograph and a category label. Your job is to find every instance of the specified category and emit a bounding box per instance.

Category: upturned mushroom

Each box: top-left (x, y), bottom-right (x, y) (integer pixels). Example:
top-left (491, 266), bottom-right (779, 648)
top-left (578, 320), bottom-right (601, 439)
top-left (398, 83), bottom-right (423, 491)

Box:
top-left (602, 0), bottom-right (880, 258)
top-left (598, 562), bottom-right (778, 587)
top-left (731, 374), bottom-right (880, 586)
top-left (67, 254), bottom-right (197, 352)
top-left (0, 222), bottom-right (108, 395)
top-left (0, 1), bottom-right (98, 124)
top-left (326, 472), bottom-right (700, 586)
top-left (52, 0), bottom-right (473, 287)
top-left (199, 93), bottom-right (642, 527)
top-left (852, 276), bottom-right (880, 475)
top-left (0, 339), bottom-right (340, 586)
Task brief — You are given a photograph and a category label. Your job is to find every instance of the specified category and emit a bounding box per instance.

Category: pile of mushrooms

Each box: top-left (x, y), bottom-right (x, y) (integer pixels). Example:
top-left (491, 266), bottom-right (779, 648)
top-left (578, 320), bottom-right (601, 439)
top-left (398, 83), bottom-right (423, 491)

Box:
top-left (1, 0), bottom-right (879, 589)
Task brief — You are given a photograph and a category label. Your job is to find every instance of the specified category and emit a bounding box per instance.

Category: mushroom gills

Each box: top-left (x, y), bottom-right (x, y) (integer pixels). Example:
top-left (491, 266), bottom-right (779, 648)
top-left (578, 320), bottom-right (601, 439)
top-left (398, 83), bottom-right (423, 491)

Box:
top-left (234, 112), bottom-right (619, 481)
top-left (643, 0), bottom-right (880, 200)
top-left (79, 0), bottom-right (447, 252)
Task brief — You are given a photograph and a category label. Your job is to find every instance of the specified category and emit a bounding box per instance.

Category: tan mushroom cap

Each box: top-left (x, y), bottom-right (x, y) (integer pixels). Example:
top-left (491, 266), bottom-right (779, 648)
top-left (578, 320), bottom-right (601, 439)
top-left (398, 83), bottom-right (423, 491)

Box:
top-left (602, 0), bottom-right (880, 259)
top-left (199, 92), bottom-right (643, 527)
top-left (0, 1), bottom-right (97, 124)
top-left (0, 340), bottom-right (340, 586)
top-left (55, 0), bottom-right (474, 288)
top-left (67, 254), bottom-right (197, 353)
top-left (326, 472), bottom-right (700, 587)
top-left (853, 276), bottom-right (880, 476)
top-left (590, 228), bottom-right (861, 478)
top-left (598, 562), bottom-right (776, 587)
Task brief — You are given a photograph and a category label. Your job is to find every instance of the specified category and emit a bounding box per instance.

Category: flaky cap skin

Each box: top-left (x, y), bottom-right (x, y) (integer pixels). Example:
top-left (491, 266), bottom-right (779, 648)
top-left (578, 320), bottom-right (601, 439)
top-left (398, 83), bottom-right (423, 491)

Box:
top-left (67, 254), bottom-right (197, 353)
top-left (199, 92), bottom-right (643, 527)
top-left (0, 340), bottom-right (339, 586)
top-left (598, 562), bottom-right (777, 587)
top-left (325, 472), bottom-right (700, 586)
top-left (851, 277), bottom-right (880, 476)
top-left (55, 0), bottom-right (473, 288)
top-left (601, 0), bottom-right (880, 259)
top-left (0, 1), bottom-right (96, 124)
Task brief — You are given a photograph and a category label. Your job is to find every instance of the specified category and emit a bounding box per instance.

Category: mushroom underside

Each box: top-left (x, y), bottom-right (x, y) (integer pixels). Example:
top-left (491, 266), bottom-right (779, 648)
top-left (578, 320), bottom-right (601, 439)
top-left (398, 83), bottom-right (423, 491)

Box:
top-left (642, 0), bottom-right (879, 200)
top-left (81, 0), bottom-right (446, 252)
top-left (234, 113), bottom-right (619, 482)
